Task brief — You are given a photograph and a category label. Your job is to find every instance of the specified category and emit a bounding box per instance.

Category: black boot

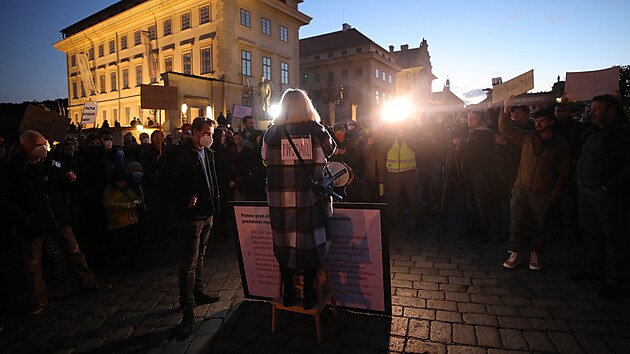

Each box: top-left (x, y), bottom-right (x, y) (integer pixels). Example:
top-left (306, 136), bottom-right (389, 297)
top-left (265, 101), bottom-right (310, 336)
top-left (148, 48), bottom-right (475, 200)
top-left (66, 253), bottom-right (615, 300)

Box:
top-left (175, 309), bottom-right (194, 338)
top-left (280, 266), bottom-right (295, 307)
top-left (303, 268), bottom-right (316, 310)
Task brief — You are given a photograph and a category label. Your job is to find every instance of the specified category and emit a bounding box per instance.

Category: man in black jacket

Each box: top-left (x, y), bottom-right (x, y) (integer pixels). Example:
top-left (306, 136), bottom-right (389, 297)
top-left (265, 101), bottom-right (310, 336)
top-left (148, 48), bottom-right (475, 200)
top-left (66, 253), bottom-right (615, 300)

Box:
top-left (574, 95), bottom-right (630, 298)
top-left (1, 130), bottom-right (110, 316)
top-left (160, 117), bottom-right (221, 337)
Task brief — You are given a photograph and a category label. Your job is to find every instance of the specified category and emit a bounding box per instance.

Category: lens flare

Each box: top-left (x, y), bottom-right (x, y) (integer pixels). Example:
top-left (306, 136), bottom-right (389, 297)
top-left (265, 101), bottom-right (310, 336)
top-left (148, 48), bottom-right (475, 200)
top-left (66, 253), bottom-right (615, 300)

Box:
top-left (382, 97), bottom-right (413, 122)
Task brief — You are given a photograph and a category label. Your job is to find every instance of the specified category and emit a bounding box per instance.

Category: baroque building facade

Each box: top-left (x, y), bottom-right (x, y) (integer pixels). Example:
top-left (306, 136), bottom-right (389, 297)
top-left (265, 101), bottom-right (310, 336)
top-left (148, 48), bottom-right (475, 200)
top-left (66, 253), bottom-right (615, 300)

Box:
top-left (54, 0), bottom-right (310, 131)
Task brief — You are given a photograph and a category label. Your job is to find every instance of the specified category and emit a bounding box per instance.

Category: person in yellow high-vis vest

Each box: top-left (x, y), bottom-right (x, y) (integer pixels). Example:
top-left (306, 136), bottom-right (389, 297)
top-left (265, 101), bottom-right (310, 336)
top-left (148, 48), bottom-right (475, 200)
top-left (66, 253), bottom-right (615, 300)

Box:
top-left (383, 125), bottom-right (425, 231)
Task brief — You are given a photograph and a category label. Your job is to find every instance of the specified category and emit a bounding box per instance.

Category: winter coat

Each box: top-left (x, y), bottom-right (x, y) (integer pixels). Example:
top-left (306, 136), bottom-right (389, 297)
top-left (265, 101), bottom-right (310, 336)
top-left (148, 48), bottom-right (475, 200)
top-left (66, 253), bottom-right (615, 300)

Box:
top-left (103, 186), bottom-right (141, 230)
top-left (262, 121), bottom-right (336, 269)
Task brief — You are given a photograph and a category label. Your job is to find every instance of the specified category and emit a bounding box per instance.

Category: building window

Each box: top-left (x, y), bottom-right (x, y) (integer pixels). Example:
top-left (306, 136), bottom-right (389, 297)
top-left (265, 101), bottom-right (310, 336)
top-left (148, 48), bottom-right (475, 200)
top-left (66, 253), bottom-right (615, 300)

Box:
top-left (135, 65), bottom-right (142, 86)
top-left (122, 68), bottom-right (129, 89)
top-left (102, 110), bottom-right (107, 123)
top-left (375, 90), bottom-right (380, 104)
top-left (72, 82), bottom-right (77, 99)
top-left (328, 53), bottom-right (333, 58)
top-left (240, 8), bottom-right (250, 27)
top-left (314, 73), bottom-right (320, 83)
top-left (163, 18), bottom-right (172, 36)
top-left (182, 52), bottom-right (192, 74)
top-left (99, 74), bottom-right (106, 93)
top-left (342, 69), bottom-right (348, 79)
top-left (110, 72), bottom-right (117, 91)
top-left (80, 81), bottom-right (86, 97)
top-left (261, 18), bottom-right (271, 35)
top-left (242, 94), bottom-right (252, 107)
top-left (241, 50), bottom-right (251, 76)
top-left (356, 47), bottom-right (362, 53)
top-left (125, 107), bottom-right (131, 121)
top-left (164, 56), bottom-right (173, 72)
top-left (88, 48), bottom-right (94, 60)
top-left (375, 68), bottom-right (379, 79)
top-left (281, 62), bottom-right (289, 84)
top-left (134, 30), bottom-right (141, 46)
top-left (113, 108), bottom-right (118, 123)
top-left (148, 25), bottom-right (156, 40)
top-left (382, 71), bottom-right (386, 81)
top-left (181, 11), bottom-right (191, 30)
top-left (120, 35), bottom-right (127, 50)
top-left (315, 55), bottom-right (320, 60)
top-left (201, 47), bottom-right (212, 74)
top-left (279, 25), bottom-right (288, 42)
top-left (262, 56), bottom-right (271, 81)
top-left (70, 54), bottom-right (76, 67)
top-left (356, 67), bottom-right (363, 77)
top-left (200, 5), bottom-right (211, 24)
top-left (98, 44), bottom-right (104, 58)
top-left (382, 91), bottom-right (386, 103)
top-left (109, 39), bottom-right (115, 54)
top-left (389, 74), bottom-right (392, 84)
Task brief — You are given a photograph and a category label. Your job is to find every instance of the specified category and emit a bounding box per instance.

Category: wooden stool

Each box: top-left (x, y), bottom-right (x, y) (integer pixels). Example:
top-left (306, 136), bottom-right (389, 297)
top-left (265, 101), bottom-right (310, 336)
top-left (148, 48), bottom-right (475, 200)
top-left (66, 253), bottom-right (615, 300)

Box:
top-left (271, 265), bottom-right (337, 341)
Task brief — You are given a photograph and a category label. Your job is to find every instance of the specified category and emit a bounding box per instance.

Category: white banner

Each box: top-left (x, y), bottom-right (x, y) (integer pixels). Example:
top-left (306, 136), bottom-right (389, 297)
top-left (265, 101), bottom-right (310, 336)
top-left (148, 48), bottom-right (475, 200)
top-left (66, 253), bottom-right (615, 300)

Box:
top-left (81, 101), bottom-right (98, 125)
top-left (281, 136), bottom-right (313, 161)
top-left (76, 53), bottom-right (97, 95)
top-left (233, 203), bottom-right (391, 314)
top-left (141, 30), bottom-right (159, 83)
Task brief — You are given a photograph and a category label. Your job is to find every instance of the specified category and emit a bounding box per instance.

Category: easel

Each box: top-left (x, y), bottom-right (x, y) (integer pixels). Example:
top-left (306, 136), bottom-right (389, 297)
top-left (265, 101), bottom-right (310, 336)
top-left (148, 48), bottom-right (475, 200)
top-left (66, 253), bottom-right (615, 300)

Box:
top-left (271, 265), bottom-right (337, 341)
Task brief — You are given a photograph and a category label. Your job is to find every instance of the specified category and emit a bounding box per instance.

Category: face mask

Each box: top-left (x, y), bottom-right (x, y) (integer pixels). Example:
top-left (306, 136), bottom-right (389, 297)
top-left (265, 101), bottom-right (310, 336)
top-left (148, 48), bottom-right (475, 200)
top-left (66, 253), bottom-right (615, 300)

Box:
top-left (200, 135), bottom-right (213, 147)
top-left (347, 125), bottom-right (356, 131)
top-left (131, 171), bottom-right (143, 183)
top-left (103, 140), bottom-right (113, 150)
top-left (32, 145), bottom-right (48, 159)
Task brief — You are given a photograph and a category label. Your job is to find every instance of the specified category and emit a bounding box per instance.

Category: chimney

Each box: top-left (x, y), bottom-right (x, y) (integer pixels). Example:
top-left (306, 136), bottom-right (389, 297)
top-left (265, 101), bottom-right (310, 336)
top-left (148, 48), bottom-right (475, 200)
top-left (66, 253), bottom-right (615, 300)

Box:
top-left (342, 23), bottom-right (351, 32)
top-left (389, 45), bottom-right (394, 53)
top-left (401, 44), bottom-right (409, 51)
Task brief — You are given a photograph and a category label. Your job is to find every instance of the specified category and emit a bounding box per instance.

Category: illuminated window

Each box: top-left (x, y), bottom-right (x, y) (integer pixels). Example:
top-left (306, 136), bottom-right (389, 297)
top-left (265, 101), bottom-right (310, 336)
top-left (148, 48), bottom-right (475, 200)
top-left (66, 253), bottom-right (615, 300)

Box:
top-left (382, 71), bottom-right (386, 81)
top-left (201, 47), bottom-right (212, 74)
top-left (134, 30), bottom-right (141, 46)
top-left (240, 8), bottom-right (250, 27)
top-left (88, 48), bottom-right (94, 60)
top-left (135, 65), bottom-right (142, 86)
top-left (200, 5), bottom-right (211, 24)
top-left (182, 11), bottom-right (191, 30)
top-left (163, 18), bottom-right (172, 36)
top-left (375, 90), bottom-right (380, 104)
top-left (262, 56), bottom-right (271, 80)
top-left (389, 74), bottom-right (392, 84)
top-left (110, 72), bottom-right (117, 91)
top-left (375, 68), bottom-right (379, 79)
top-left (182, 52), bottom-right (192, 74)
top-left (98, 44), bottom-right (104, 57)
top-left (164, 56), bottom-right (173, 72)
top-left (261, 18), bottom-right (271, 35)
top-left (279, 26), bottom-right (288, 42)
top-left (109, 39), bottom-right (115, 54)
top-left (241, 50), bottom-right (251, 76)
top-left (122, 68), bottom-right (129, 89)
top-left (148, 25), bottom-right (156, 40)
top-left (120, 35), bottom-right (127, 50)
top-left (281, 62), bottom-right (289, 84)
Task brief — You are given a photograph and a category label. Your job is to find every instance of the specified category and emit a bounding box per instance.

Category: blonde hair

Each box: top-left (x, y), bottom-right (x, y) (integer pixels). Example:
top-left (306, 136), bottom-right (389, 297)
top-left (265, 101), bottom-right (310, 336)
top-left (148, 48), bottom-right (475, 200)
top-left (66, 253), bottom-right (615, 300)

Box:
top-left (273, 88), bottom-right (320, 125)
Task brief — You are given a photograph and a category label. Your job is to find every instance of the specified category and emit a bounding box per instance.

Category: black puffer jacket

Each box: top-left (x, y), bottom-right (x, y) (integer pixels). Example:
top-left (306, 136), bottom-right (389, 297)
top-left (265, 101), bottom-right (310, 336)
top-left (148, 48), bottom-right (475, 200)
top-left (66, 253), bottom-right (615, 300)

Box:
top-left (1, 151), bottom-right (72, 237)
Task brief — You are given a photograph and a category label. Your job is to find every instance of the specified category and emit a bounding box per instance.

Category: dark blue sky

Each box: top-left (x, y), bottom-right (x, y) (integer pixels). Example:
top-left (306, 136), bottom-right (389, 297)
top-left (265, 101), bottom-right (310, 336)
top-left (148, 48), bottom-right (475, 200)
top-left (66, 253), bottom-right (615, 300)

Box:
top-left (1, 0), bottom-right (628, 104)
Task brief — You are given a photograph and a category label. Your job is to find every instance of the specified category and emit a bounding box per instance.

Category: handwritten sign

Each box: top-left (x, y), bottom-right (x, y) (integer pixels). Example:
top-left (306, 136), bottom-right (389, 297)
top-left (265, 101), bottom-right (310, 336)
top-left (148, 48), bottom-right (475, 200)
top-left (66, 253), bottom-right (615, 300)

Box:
top-left (19, 105), bottom-right (70, 142)
top-left (492, 69), bottom-right (534, 103)
top-left (232, 104), bottom-right (253, 118)
top-left (565, 67), bottom-right (620, 102)
top-left (140, 84), bottom-right (179, 110)
top-left (281, 136), bottom-right (313, 161)
top-left (81, 101), bottom-right (98, 125)
top-left (232, 202), bottom-right (391, 314)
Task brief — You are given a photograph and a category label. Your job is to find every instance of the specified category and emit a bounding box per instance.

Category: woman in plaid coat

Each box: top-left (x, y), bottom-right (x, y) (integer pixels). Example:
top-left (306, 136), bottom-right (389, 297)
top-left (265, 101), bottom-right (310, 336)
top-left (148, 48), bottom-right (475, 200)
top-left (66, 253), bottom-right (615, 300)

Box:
top-left (262, 89), bottom-right (336, 309)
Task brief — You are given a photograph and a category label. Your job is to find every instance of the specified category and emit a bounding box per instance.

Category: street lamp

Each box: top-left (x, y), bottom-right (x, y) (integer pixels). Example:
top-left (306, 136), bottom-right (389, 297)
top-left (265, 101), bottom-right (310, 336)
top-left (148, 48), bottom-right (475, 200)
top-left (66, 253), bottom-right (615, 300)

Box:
top-left (181, 102), bottom-right (188, 124)
top-left (206, 105), bottom-right (213, 119)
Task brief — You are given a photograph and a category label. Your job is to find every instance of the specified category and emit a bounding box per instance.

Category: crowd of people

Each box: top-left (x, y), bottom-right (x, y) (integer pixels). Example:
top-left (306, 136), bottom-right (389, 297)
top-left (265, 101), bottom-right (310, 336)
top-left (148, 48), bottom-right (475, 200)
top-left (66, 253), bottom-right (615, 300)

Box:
top-left (0, 91), bottom-right (628, 327)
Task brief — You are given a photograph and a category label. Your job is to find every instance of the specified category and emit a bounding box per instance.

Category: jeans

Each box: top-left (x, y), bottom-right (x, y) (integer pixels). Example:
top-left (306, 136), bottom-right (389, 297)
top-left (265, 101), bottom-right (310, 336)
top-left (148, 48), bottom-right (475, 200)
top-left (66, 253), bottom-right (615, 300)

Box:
top-left (178, 215), bottom-right (213, 310)
top-left (578, 186), bottom-right (626, 285)
top-left (19, 226), bottom-right (97, 304)
top-left (508, 187), bottom-right (554, 254)
top-left (385, 171), bottom-right (422, 224)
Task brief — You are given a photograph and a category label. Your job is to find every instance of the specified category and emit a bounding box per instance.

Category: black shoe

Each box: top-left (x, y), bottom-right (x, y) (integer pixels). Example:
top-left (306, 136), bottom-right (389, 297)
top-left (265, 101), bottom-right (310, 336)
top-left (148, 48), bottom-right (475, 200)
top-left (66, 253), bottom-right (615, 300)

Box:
top-left (194, 291), bottom-right (219, 305)
top-left (175, 310), bottom-right (194, 338)
top-left (282, 283), bottom-right (296, 307)
top-left (84, 281), bottom-right (112, 293)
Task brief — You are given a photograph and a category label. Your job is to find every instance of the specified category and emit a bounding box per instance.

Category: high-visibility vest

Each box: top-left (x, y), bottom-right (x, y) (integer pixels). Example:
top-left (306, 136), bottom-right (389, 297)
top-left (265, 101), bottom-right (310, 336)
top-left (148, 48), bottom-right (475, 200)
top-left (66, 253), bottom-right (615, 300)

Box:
top-left (386, 138), bottom-right (416, 173)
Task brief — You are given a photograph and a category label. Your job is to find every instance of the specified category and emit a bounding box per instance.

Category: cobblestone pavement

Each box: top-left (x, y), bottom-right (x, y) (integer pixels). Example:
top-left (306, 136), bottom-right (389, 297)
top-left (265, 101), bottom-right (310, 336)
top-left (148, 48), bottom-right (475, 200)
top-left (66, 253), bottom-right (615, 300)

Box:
top-left (1, 211), bottom-right (629, 353)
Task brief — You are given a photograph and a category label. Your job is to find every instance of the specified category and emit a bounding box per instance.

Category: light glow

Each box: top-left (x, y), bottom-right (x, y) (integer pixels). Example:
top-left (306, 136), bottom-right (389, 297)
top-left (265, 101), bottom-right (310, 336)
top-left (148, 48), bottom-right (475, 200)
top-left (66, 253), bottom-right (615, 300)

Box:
top-left (136, 124), bottom-right (144, 132)
top-left (269, 104), bottom-right (281, 118)
top-left (381, 97), bottom-right (413, 122)
top-left (181, 103), bottom-right (188, 115)
top-left (206, 106), bottom-right (213, 119)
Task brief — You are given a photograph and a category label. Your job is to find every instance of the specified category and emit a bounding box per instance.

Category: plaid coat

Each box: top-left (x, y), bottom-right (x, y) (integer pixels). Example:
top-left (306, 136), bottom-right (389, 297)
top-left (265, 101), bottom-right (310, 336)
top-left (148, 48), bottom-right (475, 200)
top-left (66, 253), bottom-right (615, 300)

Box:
top-left (262, 121), bottom-right (336, 269)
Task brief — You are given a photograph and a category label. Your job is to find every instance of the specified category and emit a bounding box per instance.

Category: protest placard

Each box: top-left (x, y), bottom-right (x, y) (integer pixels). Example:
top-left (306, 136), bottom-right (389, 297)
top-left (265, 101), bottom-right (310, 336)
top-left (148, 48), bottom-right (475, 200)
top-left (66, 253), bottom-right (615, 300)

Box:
top-left (492, 69), bottom-right (534, 103)
top-left (19, 105), bottom-right (70, 142)
top-left (565, 67), bottom-right (620, 102)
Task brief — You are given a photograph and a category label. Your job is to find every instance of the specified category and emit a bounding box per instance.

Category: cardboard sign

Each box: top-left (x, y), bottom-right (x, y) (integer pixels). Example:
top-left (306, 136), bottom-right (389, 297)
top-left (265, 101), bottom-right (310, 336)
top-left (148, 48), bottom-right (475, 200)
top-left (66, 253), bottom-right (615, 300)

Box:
top-left (492, 69), bottom-right (534, 103)
top-left (19, 105), bottom-right (70, 142)
top-left (140, 84), bottom-right (179, 110)
top-left (281, 136), bottom-right (313, 161)
top-left (232, 104), bottom-right (253, 118)
top-left (81, 101), bottom-right (98, 125)
top-left (232, 202), bottom-right (391, 314)
top-left (565, 67), bottom-right (620, 102)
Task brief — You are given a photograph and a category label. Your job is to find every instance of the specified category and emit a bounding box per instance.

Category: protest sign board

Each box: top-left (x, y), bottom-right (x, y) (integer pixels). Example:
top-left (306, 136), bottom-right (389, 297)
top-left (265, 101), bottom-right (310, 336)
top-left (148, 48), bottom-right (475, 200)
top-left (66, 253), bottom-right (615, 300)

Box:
top-left (19, 105), bottom-right (70, 142)
top-left (140, 84), bottom-right (179, 110)
top-left (232, 104), bottom-right (253, 118)
top-left (492, 69), bottom-right (534, 103)
top-left (81, 101), bottom-right (98, 125)
top-left (565, 67), bottom-right (620, 102)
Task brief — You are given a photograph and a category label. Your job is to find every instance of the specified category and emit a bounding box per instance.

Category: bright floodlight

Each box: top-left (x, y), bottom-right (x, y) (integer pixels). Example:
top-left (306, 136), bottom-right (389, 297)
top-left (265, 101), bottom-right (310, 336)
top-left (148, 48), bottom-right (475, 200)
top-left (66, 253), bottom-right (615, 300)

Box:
top-left (269, 104), bottom-right (281, 118)
top-left (382, 98), bottom-right (412, 122)
top-left (205, 106), bottom-right (213, 119)
top-left (181, 102), bottom-right (188, 114)
top-left (136, 124), bottom-right (144, 132)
